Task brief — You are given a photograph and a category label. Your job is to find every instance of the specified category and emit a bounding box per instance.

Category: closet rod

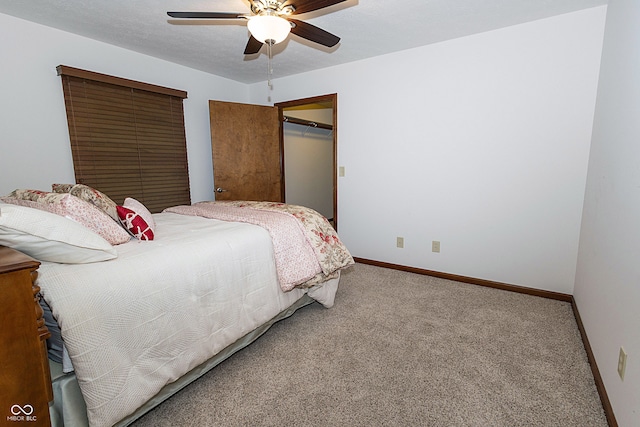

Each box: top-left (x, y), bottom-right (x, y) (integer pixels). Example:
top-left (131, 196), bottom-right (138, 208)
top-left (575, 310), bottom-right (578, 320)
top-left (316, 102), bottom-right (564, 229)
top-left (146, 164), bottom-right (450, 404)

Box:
top-left (282, 115), bottom-right (333, 130)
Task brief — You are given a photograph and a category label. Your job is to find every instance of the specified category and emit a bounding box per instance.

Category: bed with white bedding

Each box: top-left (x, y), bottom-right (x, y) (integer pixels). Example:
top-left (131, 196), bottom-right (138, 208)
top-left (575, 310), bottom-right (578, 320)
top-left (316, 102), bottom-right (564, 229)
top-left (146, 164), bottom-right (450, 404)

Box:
top-left (0, 193), bottom-right (353, 427)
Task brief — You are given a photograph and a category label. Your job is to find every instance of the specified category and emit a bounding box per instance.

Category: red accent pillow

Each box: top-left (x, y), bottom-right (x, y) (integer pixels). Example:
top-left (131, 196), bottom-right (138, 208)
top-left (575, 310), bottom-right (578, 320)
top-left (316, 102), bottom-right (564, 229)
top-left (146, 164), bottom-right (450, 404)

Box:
top-left (116, 203), bottom-right (155, 241)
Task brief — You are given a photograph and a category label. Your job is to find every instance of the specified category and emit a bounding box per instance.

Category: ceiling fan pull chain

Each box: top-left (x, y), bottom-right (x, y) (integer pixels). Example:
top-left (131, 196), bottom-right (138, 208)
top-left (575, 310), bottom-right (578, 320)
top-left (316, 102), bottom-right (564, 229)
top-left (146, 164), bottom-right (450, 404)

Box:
top-left (267, 41), bottom-right (274, 94)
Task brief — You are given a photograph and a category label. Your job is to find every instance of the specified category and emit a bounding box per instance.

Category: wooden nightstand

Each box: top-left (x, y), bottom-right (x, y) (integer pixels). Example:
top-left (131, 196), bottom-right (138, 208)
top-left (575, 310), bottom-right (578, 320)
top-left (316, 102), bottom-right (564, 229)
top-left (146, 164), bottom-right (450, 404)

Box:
top-left (0, 247), bottom-right (52, 426)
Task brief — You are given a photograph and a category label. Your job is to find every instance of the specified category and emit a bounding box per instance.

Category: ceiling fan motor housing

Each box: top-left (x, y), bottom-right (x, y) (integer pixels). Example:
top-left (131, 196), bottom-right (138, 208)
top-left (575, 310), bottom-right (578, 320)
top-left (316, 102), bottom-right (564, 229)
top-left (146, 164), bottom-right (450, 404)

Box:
top-left (251, 0), bottom-right (295, 16)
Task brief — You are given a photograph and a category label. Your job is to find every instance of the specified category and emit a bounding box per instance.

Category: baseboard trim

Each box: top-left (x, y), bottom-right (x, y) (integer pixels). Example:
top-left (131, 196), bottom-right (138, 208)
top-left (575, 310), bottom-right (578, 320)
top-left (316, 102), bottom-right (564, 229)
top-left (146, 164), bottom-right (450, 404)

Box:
top-left (571, 298), bottom-right (618, 427)
top-left (353, 257), bottom-right (617, 426)
top-left (353, 258), bottom-right (572, 301)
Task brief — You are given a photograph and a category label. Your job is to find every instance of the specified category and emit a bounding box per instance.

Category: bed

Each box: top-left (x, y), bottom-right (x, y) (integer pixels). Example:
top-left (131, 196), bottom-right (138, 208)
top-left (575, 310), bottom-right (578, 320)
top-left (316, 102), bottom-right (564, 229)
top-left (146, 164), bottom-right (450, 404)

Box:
top-left (0, 188), bottom-right (354, 427)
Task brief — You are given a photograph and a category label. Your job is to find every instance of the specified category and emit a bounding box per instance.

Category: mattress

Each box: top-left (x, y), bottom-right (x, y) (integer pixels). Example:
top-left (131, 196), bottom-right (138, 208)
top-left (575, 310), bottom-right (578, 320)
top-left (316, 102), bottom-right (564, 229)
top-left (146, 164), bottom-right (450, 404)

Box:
top-left (37, 212), bottom-right (339, 426)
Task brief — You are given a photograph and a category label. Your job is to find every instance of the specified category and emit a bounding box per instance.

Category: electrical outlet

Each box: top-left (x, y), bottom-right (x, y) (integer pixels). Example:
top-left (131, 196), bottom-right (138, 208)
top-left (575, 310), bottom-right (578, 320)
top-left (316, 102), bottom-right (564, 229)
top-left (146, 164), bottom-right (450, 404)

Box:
top-left (397, 237), bottom-right (404, 248)
top-left (618, 347), bottom-right (627, 380)
top-left (432, 240), bottom-right (441, 253)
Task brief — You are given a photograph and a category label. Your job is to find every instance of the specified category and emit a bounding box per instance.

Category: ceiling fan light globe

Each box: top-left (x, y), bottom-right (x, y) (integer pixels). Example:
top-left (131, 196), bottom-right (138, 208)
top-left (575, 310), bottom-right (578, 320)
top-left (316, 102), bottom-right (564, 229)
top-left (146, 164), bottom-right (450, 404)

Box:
top-left (247, 15), bottom-right (291, 44)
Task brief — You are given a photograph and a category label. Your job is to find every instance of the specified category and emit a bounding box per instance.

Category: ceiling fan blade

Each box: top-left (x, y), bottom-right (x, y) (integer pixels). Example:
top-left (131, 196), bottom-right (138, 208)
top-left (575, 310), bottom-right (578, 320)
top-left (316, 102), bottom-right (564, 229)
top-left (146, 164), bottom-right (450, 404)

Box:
top-left (289, 19), bottom-right (340, 47)
top-left (284, 0), bottom-right (347, 15)
top-left (244, 35), bottom-right (264, 55)
top-left (167, 12), bottom-right (247, 19)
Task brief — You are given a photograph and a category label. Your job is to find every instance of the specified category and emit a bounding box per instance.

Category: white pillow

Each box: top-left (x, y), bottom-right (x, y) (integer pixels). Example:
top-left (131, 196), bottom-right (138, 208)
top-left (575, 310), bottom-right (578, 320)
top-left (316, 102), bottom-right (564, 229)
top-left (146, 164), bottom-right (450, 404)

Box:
top-left (0, 203), bottom-right (117, 263)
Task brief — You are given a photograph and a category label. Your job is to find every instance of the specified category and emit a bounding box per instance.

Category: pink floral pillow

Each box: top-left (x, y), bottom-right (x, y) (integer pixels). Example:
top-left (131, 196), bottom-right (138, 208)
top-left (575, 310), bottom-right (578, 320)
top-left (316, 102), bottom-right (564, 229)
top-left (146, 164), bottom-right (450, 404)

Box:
top-left (9, 188), bottom-right (50, 201)
top-left (51, 183), bottom-right (75, 193)
top-left (52, 183), bottom-right (119, 222)
top-left (2, 192), bottom-right (131, 245)
top-left (116, 198), bottom-right (155, 241)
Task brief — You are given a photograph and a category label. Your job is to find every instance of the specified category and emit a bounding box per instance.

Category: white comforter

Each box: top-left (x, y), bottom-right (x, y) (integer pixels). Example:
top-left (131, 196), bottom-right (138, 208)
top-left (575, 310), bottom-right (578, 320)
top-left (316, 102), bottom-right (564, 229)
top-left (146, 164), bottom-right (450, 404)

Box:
top-left (38, 213), bottom-right (337, 427)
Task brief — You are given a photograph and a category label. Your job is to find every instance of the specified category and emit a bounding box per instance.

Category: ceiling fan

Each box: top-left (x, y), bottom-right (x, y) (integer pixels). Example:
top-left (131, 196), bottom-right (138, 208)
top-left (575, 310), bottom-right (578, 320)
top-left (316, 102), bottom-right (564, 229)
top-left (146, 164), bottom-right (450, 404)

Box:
top-left (167, 0), bottom-right (347, 55)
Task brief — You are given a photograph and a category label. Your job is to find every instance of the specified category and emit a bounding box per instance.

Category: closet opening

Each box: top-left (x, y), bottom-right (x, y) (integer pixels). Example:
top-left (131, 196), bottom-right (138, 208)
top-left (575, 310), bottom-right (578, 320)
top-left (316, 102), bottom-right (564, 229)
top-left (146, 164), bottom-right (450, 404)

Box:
top-left (277, 94), bottom-right (337, 230)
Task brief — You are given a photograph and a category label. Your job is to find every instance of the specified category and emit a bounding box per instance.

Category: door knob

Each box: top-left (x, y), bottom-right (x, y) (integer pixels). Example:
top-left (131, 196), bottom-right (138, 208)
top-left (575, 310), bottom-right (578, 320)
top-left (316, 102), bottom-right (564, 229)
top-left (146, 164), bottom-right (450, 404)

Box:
top-left (215, 187), bottom-right (228, 193)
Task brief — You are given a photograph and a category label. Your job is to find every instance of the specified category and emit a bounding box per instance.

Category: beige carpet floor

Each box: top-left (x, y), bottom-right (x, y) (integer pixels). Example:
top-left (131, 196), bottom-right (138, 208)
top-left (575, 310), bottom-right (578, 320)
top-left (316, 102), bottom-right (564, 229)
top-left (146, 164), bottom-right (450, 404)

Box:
top-left (132, 263), bottom-right (607, 426)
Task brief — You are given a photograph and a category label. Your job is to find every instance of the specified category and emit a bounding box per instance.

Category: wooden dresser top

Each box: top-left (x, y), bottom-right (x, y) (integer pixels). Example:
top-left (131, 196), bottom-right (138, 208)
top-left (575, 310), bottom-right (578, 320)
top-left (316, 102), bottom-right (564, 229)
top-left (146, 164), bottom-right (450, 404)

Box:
top-left (0, 246), bottom-right (40, 274)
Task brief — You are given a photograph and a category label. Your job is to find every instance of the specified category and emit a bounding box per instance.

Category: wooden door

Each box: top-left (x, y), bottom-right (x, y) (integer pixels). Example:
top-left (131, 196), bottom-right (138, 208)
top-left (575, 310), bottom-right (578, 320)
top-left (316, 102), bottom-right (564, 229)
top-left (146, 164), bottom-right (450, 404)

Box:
top-left (209, 100), bottom-right (283, 202)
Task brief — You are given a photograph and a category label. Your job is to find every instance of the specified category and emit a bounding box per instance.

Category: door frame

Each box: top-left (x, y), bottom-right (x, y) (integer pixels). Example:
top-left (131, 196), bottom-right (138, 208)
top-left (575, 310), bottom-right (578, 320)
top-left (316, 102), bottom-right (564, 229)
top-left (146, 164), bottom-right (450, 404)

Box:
top-left (276, 93), bottom-right (338, 230)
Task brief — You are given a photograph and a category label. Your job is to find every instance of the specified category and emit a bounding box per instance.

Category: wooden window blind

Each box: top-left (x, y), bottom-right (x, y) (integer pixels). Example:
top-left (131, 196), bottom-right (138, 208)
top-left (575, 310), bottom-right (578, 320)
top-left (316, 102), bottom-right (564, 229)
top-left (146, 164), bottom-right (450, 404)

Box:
top-left (57, 65), bottom-right (191, 213)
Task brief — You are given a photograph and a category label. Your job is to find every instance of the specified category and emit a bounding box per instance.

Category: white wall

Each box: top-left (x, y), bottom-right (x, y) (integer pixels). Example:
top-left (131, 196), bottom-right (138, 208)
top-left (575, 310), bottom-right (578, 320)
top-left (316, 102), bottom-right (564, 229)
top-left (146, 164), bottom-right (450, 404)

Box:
top-left (574, 0), bottom-right (640, 425)
top-left (0, 13), bottom-right (249, 203)
top-left (252, 7), bottom-right (607, 294)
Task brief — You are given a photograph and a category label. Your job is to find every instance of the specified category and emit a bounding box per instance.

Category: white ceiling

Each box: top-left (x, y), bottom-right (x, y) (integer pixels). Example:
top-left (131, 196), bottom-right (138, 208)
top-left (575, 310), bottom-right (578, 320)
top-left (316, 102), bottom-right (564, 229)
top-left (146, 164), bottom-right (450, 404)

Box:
top-left (0, 0), bottom-right (607, 84)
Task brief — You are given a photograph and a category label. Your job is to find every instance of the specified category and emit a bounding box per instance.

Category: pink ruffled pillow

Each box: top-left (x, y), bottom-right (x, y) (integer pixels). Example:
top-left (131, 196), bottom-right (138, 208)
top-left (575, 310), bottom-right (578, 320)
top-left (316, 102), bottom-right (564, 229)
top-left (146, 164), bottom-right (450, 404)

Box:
top-left (116, 198), bottom-right (155, 241)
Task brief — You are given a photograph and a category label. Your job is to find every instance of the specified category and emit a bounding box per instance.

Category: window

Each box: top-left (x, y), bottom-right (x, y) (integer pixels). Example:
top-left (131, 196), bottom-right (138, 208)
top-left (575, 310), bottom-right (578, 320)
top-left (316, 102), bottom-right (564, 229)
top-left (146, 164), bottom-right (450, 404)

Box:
top-left (57, 65), bottom-right (190, 213)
